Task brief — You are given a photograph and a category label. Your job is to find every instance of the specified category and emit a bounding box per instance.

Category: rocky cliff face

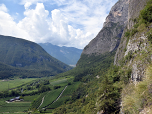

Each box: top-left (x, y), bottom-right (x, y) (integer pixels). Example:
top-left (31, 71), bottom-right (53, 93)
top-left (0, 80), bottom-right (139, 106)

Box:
top-left (114, 0), bottom-right (148, 65)
top-left (114, 0), bottom-right (149, 82)
top-left (103, 0), bottom-right (129, 27)
top-left (113, 0), bottom-right (152, 113)
top-left (81, 0), bottom-right (129, 56)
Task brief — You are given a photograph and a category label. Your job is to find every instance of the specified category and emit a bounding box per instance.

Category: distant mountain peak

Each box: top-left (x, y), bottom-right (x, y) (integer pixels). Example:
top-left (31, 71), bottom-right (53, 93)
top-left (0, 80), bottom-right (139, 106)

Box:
top-left (39, 43), bottom-right (82, 66)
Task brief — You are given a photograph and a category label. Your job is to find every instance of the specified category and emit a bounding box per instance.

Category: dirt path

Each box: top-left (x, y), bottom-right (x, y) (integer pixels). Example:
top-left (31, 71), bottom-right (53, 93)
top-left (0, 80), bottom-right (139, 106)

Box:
top-left (38, 96), bottom-right (45, 109)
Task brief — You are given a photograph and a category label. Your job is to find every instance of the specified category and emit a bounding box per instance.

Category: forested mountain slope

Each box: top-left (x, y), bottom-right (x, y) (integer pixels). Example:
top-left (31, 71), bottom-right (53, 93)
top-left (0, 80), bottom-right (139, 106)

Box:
top-left (0, 35), bottom-right (72, 78)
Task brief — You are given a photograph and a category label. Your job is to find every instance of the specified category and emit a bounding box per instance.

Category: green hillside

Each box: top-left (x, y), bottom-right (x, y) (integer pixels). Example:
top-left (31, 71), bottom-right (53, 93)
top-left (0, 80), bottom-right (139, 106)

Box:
top-left (0, 35), bottom-right (72, 78)
top-left (48, 51), bottom-right (117, 114)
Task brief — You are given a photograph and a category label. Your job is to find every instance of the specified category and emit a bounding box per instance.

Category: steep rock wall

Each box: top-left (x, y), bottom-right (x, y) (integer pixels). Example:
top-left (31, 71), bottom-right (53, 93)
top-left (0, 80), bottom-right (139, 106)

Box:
top-left (114, 0), bottom-right (149, 66)
top-left (81, 0), bottom-right (129, 56)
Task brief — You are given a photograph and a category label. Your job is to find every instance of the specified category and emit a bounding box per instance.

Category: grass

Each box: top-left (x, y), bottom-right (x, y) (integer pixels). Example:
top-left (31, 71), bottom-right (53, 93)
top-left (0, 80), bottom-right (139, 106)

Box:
top-left (30, 92), bottom-right (47, 109)
top-left (0, 102), bottom-right (30, 113)
top-left (0, 97), bottom-right (31, 113)
top-left (62, 82), bottom-right (80, 96)
top-left (50, 78), bottom-right (68, 86)
top-left (0, 76), bottom-right (75, 113)
top-left (38, 76), bottom-right (77, 109)
top-left (122, 65), bottom-right (152, 113)
top-left (49, 76), bottom-right (74, 86)
top-left (48, 96), bottom-right (69, 109)
top-left (0, 78), bottom-right (37, 92)
top-left (23, 89), bottom-right (39, 94)
top-left (39, 87), bottom-right (64, 109)
top-left (46, 82), bottom-right (81, 110)
top-left (23, 94), bottom-right (39, 102)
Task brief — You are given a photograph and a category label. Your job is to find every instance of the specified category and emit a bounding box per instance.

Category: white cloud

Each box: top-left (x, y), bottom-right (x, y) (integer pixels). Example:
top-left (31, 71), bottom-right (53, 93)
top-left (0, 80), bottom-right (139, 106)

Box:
top-left (0, 0), bottom-right (118, 49)
top-left (0, 4), bottom-right (8, 12)
top-left (58, 0), bottom-right (118, 35)
top-left (0, 5), bottom-right (30, 40)
top-left (24, 2), bottom-right (32, 9)
top-left (17, 3), bottom-right (93, 48)
top-left (18, 3), bottom-right (50, 41)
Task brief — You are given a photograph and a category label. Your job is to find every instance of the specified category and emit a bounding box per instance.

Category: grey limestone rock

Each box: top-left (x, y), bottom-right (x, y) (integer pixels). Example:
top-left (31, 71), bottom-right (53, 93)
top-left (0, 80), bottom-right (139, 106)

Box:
top-left (82, 0), bottom-right (129, 56)
top-left (114, 0), bottom-right (149, 65)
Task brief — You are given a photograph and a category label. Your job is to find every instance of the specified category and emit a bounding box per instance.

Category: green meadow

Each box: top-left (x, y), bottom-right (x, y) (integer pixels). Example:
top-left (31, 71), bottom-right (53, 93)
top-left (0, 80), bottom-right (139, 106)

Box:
top-left (0, 78), bottom-right (37, 91)
top-left (0, 101), bottom-right (30, 113)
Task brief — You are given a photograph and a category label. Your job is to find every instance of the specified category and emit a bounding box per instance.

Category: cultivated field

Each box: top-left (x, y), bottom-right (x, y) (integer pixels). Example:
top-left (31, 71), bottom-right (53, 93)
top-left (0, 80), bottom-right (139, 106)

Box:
top-left (0, 99), bottom-right (30, 113)
top-left (39, 87), bottom-right (65, 109)
top-left (0, 78), bottom-right (37, 91)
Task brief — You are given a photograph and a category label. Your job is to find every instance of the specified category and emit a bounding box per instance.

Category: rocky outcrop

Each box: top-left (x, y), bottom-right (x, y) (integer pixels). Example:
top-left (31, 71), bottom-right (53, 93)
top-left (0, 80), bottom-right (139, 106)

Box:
top-left (113, 0), bottom-right (152, 113)
top-left (126, 34), bottom-right (148, 82)
top-left (103, 0), bottom-right (129, 27)
top-left (114, 0), bottom-right (149, 65)
top-left (81, 0), bottom-right (129, 56)
top-left (128, 0), bottom-right (148, 29)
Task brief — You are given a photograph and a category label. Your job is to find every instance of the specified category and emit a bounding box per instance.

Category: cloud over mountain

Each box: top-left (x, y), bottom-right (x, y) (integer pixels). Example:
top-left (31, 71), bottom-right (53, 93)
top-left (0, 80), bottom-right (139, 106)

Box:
top-left (0, 0), bottom-right (117, 49)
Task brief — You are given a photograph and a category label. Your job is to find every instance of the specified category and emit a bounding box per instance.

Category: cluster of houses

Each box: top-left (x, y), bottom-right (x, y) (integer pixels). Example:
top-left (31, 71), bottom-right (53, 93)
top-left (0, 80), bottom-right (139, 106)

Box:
top-left (7, 96), bottom-right (23, 102)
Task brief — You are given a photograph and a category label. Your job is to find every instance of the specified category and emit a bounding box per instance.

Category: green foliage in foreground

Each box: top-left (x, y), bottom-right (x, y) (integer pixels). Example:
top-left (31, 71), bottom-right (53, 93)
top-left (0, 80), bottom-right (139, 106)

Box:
top-left (122, 65), bottom-right (152, 113)
top-left (0, 51), bottom-right (129, 114)
top-left (49, 51), bottom-right (121, 114)
top-left (52, 65), bottom-right (132, 114)
top-left (140, 0), bottom-right (152, 24)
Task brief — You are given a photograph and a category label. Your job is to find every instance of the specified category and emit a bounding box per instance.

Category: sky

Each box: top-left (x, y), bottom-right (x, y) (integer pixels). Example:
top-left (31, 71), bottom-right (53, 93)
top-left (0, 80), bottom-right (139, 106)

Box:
top-left (0, 0), bottom-right (118, 49)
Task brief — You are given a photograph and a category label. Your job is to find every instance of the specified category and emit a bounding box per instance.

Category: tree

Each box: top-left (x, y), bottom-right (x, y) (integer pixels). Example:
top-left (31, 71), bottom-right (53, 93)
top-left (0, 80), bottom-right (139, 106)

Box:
top-left (97, 76), bottom-right (120, 114)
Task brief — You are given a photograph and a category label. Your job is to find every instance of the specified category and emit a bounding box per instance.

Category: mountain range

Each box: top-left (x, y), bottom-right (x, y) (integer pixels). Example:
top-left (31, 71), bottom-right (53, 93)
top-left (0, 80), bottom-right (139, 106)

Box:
top-left (39, 43), bottom-right (82, 66)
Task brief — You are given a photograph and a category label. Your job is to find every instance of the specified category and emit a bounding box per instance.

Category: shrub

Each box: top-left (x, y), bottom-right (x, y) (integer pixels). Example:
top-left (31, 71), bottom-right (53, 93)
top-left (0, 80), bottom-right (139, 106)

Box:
top-left (140, 4), bottom-right (152, 23)
top-left (54, 86), bottom-right (61, 90)
top-left (124, 31), bottom-right (130, 37)
top-left (130, 28), bottom-right (138, 36)
top-left (125, 52), bottom-right (133, 61)
top-left (39, 85), bottom-right (50, 93)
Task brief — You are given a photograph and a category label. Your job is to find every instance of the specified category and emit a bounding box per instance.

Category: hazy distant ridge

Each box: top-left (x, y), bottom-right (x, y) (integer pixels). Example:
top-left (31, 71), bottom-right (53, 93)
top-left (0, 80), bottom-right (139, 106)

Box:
top-left (39, 43), bottom-right (82, 66)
